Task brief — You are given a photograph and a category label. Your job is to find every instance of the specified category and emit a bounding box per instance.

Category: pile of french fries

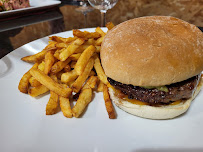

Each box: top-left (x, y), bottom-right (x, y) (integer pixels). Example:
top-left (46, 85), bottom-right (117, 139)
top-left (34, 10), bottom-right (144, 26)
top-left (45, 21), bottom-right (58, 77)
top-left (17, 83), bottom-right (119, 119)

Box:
top-left (18, 22), bottom-right (116, 119)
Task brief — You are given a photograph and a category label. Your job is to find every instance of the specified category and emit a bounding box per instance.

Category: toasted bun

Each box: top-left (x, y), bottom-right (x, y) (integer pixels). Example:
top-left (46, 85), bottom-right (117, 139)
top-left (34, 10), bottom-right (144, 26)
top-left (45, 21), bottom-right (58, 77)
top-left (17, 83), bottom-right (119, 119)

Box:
top-left (109, 77), bottom-right (203, 119)
top-left (101, 16), bottom-right (203, 86)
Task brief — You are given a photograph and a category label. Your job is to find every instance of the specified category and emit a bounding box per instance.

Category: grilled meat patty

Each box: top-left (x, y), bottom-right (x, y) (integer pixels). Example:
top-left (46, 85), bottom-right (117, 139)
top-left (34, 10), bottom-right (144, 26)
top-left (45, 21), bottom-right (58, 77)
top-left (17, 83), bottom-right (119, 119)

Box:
top-left (107, 75), bottom-right (200, 105)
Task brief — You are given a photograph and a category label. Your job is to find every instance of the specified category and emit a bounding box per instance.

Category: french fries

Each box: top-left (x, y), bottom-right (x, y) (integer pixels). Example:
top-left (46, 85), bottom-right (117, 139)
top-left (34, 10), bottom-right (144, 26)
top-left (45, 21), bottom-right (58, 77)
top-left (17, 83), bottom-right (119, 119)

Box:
top-left (28, 85), bottom-right (49, 97)
top-left (95, 36), bottom-right (104, 46)
top-left (74, 45), bottom-right (95, 75)
top-left (103, 85), bottom-right (116, 119)
top-left (38, 61), bottom-right (45, 71)
top-left (69, 53), bottom-right (81, 61)
top-left (61, 70), bottom-right (78, 83)
top-left (95, 27), bottom-right (106, 37)
top-left (106, 22), bottom-right (115, 30)
top-left (44, 50), bottom-right (55, 75)
top-left (21, 42), bottom-right (57, 63)
top-left (30, 68), bottom-right (72, 98)
top-left (94, 55), bottom-right (108, 84)
top-left (82, 76), bottom-right (98, 90)
top-left (72, 88), bottom-right (92, 118)
top-left (49, 36), bottom-right (77, 43)
top-left (60, 96), bottom-right (72, 118)
top-left (18, 63), bottom-right (39, 93)
top-left (46, 91), bottom-right (59, 115)
top-left (59, 38), bottom-right (85, 61)
top-left (72, 76), bottom-right (98, 117)
top-left (71, 57), bottom-right (95, 93)
top-left (97, 80), bottom-right (104, 92)
top-left (55, 43), bottom-right (69, 48)
top-left (46, 75), bottom-right (59, 115)
top-left (29, 77), bottom-right (41, 87)
top-left (19, 24), bottom-right (118, 119)
top-left (51, 58), bottom-right (71, 74)
top-left (84, 38), bottom-right (95, 45)
top-left (54, 49), bottom-right (63, 60)
top-left (73, 29), bottom-right (101, 39)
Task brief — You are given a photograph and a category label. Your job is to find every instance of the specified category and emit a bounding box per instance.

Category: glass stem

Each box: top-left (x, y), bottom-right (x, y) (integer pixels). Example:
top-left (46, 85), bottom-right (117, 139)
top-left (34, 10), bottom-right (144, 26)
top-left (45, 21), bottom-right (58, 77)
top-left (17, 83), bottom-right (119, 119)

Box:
top-left (84, 13), bottom-right (87, 28)
top-left (100, 10), bottom-right (107, 27)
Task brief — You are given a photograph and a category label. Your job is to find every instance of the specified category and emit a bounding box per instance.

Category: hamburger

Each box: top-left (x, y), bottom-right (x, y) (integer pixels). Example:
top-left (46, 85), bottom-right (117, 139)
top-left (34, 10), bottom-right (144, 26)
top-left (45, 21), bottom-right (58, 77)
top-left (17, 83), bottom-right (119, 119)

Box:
top-left (100, 16), bottom-right (203, 119)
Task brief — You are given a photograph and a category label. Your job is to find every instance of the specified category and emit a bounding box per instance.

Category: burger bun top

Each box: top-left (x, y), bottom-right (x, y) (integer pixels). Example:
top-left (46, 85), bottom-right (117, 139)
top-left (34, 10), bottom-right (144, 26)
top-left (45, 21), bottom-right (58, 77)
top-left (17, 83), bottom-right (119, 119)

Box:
top-left (101, 16), bottom-right (203, 86)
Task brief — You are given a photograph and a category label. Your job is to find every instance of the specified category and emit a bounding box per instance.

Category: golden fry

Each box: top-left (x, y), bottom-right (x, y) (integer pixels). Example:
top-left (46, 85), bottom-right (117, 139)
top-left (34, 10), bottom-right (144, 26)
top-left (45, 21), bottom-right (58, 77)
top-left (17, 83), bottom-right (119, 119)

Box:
top-left (51, 58), bottom-right (71, 74)
top-left (94, 55), bottom-right (108, 84)
top-left (45, 74), bottom-right (59, 115)
top-left (30, 68), bottom-right (72, 98)
top-left (75, 45), bottom-right (100, 53)
top-left (103, 85), bottom-right (116, 119)
top-left (73, 29), bottom-right (101, 39)
top-left (71, 57), bottom-right (94, 93)
top-left (75, 45), bottom-right (95, 75)
top-left (61, 70), bottom-right (78, 83)
top-left (55, 43), bottom-right (69, 48)
top-left (97, 80), bottom-right (104, 92)
top-left (28, 85), bottom-right (49, 97)
top-left (21, 50), bottom-right (47, 63)
top-left (83, 76), bottom-right (98, 90)
top-left (46, 91), bottom-right (59, 115)
top-left (59, 96), bottom-right (72, 118)
top-left (21, 42), bottom-right (57, 63)
top-left (38, 61), bottom-right (45, 71)
top-left (49, 36), bottom-right (77, 43)
top-left (69, 53), bottom-right (81, 61)
top-left (95, 27), bottom-right (106, 37)
top-left (29, 77), bottom-right (41, 87)
top-left (84, 38), bottom-right (95, 45)
top-left (18, 63), bottom-right (39, 93)
top-left (59, 38), bottom-right (85, 61)
top-left (106, 22), bottom-right (115, 30)
top-left (75, 45), bottom-right (90, 53)
top-left (95, 36), bottom-right (104, 46)
top-left (44, 50), bottom-right (55, 75)
top-left (54, 49), bottom-right (64, 60)
top-left (72, 88), bottom-right (92, 118)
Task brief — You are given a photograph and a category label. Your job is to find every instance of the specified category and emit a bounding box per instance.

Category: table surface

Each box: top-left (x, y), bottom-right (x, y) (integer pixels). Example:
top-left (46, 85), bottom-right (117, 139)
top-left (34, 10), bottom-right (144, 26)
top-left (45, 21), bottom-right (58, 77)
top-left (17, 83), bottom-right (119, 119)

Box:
top-left (0, 4), bottom-right (202, 59)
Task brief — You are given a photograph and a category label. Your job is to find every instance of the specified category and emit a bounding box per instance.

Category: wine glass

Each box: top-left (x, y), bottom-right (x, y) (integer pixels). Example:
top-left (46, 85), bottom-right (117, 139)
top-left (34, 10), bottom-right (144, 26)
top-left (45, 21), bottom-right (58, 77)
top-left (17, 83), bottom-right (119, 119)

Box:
top-left (88, 0), bottom-right (118, 27)
top-left (75, 0), bottom-right (94, 27)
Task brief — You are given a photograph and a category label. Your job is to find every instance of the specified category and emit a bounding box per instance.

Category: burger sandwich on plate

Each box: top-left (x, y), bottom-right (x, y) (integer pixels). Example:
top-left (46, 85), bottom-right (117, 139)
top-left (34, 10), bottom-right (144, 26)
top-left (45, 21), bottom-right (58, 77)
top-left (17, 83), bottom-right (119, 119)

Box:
top-left (100, 16), bottom-right (203, 119)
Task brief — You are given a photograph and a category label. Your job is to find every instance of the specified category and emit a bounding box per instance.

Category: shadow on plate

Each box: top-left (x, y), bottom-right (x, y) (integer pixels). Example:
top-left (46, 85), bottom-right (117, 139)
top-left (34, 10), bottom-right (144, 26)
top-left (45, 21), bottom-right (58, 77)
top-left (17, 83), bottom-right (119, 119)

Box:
top-left (0, 56), bottom-right (12, 78)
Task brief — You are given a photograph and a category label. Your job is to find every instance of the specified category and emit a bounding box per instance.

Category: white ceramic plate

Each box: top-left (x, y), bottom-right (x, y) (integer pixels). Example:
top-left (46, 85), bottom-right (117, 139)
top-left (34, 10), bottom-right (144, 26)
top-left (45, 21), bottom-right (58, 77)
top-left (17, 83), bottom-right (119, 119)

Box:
top-left (0, 0), bottom-right (61, 17)
top-left (1, 28), bottom-right (203, 152)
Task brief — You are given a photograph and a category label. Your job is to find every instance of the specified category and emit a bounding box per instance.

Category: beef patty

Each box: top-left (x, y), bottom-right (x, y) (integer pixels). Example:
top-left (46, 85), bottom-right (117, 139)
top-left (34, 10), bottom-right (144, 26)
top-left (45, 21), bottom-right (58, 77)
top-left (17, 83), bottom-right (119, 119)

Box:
top-left (107, 75), bottom-right (200, 105)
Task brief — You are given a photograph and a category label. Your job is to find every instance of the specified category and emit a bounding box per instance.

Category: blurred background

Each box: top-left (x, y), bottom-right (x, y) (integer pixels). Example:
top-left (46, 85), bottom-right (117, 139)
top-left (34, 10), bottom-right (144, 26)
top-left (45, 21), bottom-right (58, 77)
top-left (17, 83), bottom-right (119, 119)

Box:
top-left (0, 0), bottom-right (202, 58)
top-left (61, 0), bottom-right (203, 29)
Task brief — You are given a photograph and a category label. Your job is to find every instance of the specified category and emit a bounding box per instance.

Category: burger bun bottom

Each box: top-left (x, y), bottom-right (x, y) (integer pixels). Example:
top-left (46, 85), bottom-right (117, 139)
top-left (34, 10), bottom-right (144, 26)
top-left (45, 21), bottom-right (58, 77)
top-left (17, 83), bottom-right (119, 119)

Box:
top-left (108, 79), bottom-right (203, 120)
